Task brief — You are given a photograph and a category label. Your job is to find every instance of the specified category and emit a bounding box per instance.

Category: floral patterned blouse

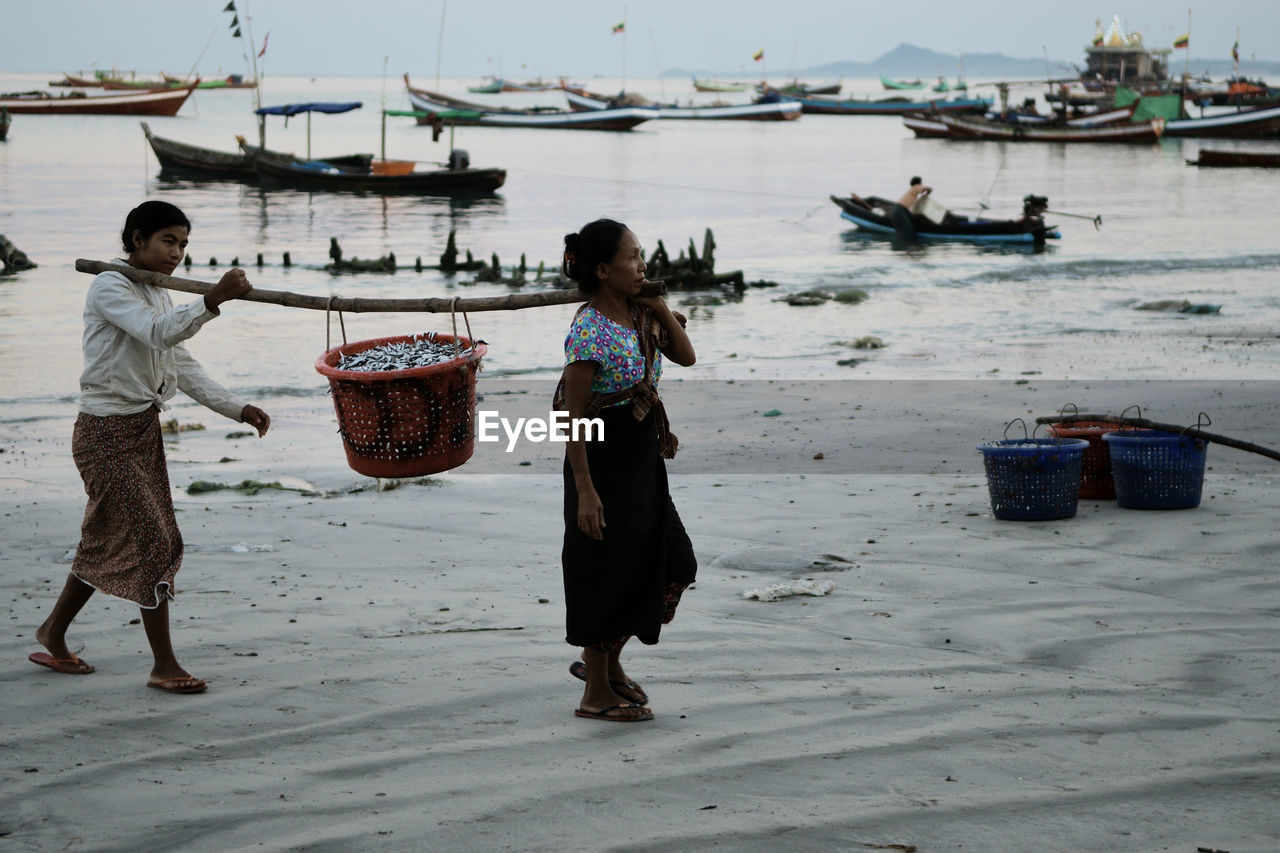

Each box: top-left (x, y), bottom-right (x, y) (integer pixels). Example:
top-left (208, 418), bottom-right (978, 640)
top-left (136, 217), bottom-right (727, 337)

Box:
top-left (564, 306), bottom-right (662, 399)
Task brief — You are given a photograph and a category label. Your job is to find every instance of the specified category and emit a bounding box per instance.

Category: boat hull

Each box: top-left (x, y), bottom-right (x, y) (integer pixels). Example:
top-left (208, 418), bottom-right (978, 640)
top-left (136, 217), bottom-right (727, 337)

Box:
top-left (938, 113), bottom-right (1162, 143)
top-left (1164, 104), bottom-right (1280, 138)
top-left (692, 78), bottom-right (752, 93)
top-left (251, 147), bottom-right (505, 194)
top-left (562, 89), bottom-right (800, 121)
top-left (881, 75), bottom-right (925, 90)
top-left (902, 113), bottom-right (950, 137)
top-left (142, 121), bottom-right (255, 177)
top-left (404, 78), bottom-right (651, 130)
top-left (831, 195), bottom-right (1059, 244)
top-left (786, 93), bottom-right (990, 115)
top-left (1188, 149), bottom-right (1280, 167)
top-left (0, 85), bottom-right (197, 116)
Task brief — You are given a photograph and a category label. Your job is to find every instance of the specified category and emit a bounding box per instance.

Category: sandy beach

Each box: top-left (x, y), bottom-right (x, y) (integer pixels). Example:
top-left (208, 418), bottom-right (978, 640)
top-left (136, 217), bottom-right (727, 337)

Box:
top-left (1, 376), bottom-right (1277, 852)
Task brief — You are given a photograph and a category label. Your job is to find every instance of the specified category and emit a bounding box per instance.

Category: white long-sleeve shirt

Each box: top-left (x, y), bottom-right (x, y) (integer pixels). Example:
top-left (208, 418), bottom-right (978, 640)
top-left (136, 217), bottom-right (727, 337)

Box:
top-left (78, 262), bottom-right (246, 421)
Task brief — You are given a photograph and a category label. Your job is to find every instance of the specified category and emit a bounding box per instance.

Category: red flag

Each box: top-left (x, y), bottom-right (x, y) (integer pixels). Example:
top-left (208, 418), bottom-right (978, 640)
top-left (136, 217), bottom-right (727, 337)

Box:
top-left (257, 32), bottom-right (269, 58)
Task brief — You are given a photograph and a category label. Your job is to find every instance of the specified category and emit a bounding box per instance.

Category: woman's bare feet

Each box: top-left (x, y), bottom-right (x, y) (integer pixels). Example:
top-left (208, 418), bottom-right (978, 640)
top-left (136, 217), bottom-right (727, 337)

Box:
top-left (31, 625), bottom-right (94, 674)
top-left (147, 665), bottom-right (206, 694)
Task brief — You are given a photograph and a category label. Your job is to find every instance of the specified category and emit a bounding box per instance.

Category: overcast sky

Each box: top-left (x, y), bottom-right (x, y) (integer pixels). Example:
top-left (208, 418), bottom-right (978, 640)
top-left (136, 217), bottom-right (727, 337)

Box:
top-left (3, 1), bottom-right (1274, 79)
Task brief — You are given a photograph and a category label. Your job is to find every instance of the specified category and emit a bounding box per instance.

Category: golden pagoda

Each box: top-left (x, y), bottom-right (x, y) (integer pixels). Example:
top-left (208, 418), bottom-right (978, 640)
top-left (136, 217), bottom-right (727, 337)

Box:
top-left (1085, 15), bottom-right (1169, 83)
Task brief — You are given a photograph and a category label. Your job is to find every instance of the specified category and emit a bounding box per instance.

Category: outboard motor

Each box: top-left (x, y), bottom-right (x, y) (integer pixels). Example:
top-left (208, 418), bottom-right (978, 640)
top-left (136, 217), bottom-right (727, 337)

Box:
top-left (1022, 194), bottom-right (1049, 218)
top-left (448, 149), bottom-right (470, 170)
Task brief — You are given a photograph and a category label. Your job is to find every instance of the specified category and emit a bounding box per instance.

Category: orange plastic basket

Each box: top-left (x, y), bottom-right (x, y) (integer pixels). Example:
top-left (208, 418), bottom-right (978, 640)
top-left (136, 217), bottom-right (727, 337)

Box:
top-left (1045, 421), bottom-right (1122, 499)
top-left (315, 334), bottom-right (486, 478)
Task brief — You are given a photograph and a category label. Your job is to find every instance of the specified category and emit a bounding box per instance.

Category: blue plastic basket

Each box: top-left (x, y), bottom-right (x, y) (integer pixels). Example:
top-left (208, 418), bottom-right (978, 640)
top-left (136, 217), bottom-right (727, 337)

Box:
top-left (1101, 429), bottom-right (1207, 510)
top-left (977, 438), bottom-right (1090, 520)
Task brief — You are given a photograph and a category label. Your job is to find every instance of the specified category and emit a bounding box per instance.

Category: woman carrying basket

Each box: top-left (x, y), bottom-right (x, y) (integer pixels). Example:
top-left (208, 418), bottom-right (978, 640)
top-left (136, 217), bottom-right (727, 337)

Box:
top-left (29, 200), bottom-right (270, 694)
top-left (558, 218), bottom-right (697, 723)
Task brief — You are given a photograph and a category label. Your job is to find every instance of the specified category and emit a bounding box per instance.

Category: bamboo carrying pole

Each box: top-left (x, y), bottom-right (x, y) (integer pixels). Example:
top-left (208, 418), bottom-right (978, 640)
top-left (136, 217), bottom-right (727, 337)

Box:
top-left (75, 259), bottom-right (666, 313)
top-left (1035, 414), bottom-right (1280, 463)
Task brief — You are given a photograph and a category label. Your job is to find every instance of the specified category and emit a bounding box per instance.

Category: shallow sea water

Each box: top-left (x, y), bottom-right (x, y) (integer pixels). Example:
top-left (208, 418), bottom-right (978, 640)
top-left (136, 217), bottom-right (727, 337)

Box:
top-left (2, 72), bottom-right (1278, 422)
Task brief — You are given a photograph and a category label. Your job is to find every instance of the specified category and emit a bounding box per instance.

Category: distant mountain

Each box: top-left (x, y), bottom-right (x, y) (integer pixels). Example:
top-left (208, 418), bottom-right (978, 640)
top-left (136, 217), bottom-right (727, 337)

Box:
top-left (664, 42), bottom-right (1280, 80)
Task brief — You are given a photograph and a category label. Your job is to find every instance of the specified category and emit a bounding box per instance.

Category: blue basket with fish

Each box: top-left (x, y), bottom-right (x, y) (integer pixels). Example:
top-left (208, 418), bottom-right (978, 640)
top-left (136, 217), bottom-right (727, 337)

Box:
top-left (977, 437), bottom-right (1090, 520)
top-left (1101, 429), bottom-right (1207, 509)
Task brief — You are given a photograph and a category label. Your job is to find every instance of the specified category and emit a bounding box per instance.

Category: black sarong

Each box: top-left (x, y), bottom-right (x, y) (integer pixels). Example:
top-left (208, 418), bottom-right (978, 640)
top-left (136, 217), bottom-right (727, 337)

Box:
top-left (562, 404), bottom-right (696, 647)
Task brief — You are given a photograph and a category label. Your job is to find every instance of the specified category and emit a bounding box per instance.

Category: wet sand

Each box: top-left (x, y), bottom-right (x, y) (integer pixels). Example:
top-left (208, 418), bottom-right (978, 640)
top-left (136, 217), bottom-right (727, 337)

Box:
top-left (2, 378), bottom-right (1277, 852)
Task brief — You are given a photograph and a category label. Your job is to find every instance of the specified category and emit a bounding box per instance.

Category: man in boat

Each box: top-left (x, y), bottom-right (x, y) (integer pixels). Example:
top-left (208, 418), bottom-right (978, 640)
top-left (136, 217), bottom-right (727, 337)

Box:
top-left (889, 176), bottom-right (933, 238)
top-left (896, 176), bottom-right (932, 209)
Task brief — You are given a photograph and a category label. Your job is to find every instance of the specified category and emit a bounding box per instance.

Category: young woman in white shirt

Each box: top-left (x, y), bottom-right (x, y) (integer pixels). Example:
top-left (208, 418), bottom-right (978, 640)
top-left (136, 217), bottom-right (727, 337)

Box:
top-left (29, 200), bottom-right (269, 694)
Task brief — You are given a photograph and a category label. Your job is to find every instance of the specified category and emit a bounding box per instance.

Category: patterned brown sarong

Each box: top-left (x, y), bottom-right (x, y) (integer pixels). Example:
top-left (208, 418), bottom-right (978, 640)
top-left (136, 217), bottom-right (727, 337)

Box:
top-left (70, 408), bottom-right (182, 609)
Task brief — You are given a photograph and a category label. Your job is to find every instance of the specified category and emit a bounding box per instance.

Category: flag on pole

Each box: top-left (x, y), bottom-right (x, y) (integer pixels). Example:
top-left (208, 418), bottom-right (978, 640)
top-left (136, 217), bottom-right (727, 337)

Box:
top-left (232, 27), bottom-right (241, 38)
top-left (229, 14), bottom-right (239, 28)
top-left (753, 48), bottom-right (764, 62)
top-left (1232, 38), bottom-right (1239, 62)
top-left (223, 1), bottom-right (236, 11)
top-left (1173, 33), bottom-right (1189, 49)
top-left (257, 32), bottom-right (269, 58)
top-left (611, 20), bottom-right (625, 34)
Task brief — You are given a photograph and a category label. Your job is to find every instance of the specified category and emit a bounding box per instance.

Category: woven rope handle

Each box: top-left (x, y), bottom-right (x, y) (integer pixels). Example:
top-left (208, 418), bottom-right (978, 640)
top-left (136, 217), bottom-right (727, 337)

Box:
top-left (449, 297), bottom-right (474, 359)
top-left (325, 297), bottom-right (348, 352)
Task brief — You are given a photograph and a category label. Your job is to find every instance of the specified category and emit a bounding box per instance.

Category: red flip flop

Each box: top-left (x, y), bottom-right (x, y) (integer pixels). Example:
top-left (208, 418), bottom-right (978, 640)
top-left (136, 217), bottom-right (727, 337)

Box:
top-left (28, 652), bottom-right (95, 674)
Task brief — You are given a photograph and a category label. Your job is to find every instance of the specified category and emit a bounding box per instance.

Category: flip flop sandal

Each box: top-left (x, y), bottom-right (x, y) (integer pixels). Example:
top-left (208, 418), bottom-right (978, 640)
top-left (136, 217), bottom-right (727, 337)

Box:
top-left (28, 652), bottom-right (95, 674)
top-left (147, 676), bottom-right (207, 694)
top-left (574, 703), bottom-right (654, 722)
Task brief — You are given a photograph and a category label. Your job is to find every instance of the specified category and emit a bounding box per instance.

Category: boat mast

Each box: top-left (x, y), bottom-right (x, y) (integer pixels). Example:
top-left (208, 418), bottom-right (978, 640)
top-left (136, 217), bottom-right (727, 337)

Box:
top-left (435, 0), bottom-right (447, 90)
top-left (238, 2), bottom-right (266, 147)
top-left (1183, 9), bottom-right (1192, 81)
top-left (649, 28), bottom-right (665, 99)
top-left (620, 6), bottom-right (628, 94)
top-left (381, 55), bottom-right (389, 162)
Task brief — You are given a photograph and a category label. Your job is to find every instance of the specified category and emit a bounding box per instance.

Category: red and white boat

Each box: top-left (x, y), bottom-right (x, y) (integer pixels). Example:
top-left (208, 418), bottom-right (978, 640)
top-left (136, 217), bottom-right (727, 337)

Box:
top-left (0, 83), bottom-right (198, 116)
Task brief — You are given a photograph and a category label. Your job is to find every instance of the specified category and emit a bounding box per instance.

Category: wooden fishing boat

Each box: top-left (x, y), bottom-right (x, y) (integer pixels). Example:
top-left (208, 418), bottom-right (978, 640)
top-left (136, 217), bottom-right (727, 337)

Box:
top-left (140, 121), bottom-right (373, 179)
top-left (781, 91), bottom-right (991, 116)
top-left (1162, 103), bottom-right (1280, 138)
top-left (0, 83), bottom-right (198, 115)
top-left (881, 74), bottom-right (925, 90)
top-left (561, 87), bottom-right (800, 121)
top-left (245, 145), bottom-right (506, 194)
top-left (1206, 78), bottom-right (1280, 107)
top-left (1186, 148), bottom-right (1280, 168)
top-left (902, 112), bottom-right (950, 138)
top-left (141, 121), bottom-right (256, 177)
top-left (499, 78), bottom-right (557, 92)
top-left (936, 112), bottom-right (1163, 143)
top-left (905, 105), bottom-right (1137, 138)
top-left (831, 193), bottom-right (1060, 245)
top-left (692, 78), bottom-right (752, 93)
top-left (755, 79), bottom-right (842, 96)
top-left (404, 75), bottom-right (652, 130)
top-left (100, 76), bottom-right (174, 90)
top-left (467, 77), bottom-right (503, 94)
top-left (163, 73), bottom-right (257, 89)
top-left (49, 73), bottom-right (103, 88)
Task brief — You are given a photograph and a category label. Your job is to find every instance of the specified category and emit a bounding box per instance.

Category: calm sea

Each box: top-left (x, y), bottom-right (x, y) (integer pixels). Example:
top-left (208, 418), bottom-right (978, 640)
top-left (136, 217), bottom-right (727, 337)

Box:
top-left (2, 72), bottom-right (1278, 427)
